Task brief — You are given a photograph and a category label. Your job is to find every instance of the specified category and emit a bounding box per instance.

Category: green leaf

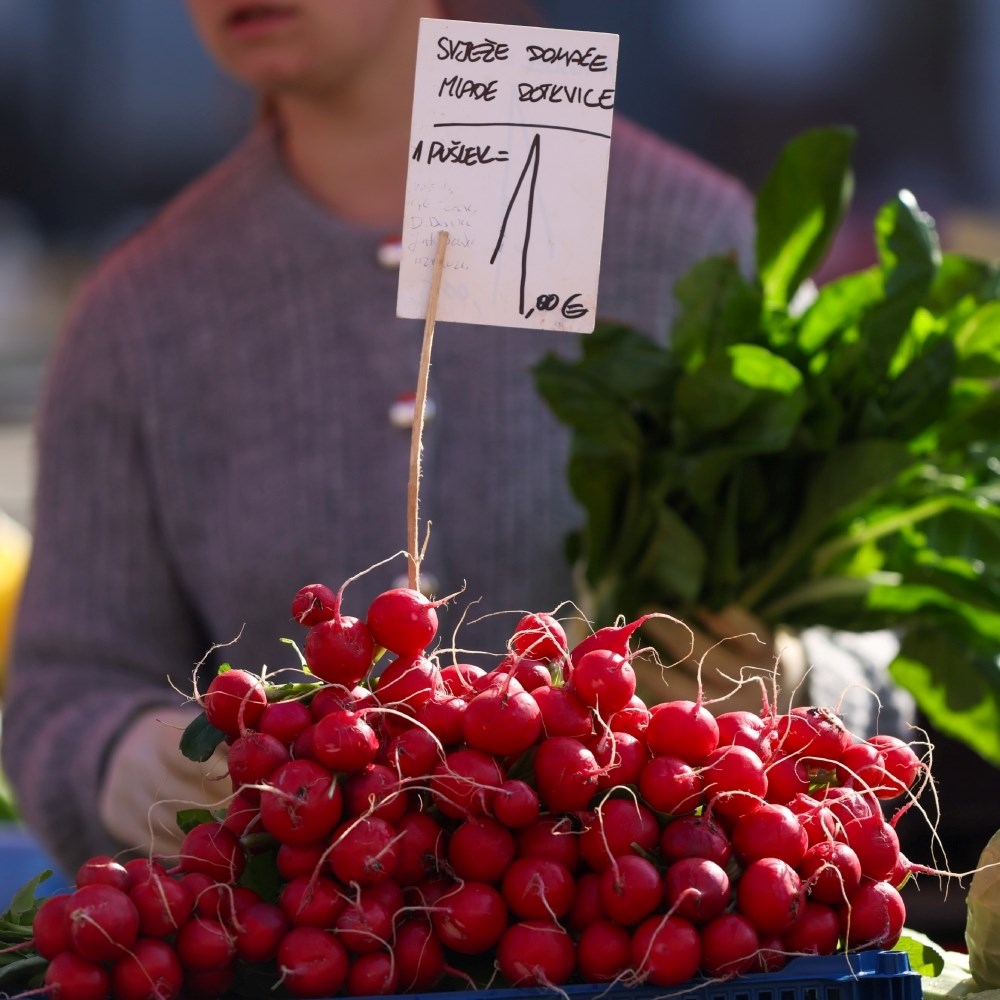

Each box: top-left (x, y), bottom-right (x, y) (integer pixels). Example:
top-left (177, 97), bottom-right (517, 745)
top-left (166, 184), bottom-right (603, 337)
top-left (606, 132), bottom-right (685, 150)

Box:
top-left (756, 126), bottom-right (855, 308)
top-left (894, 930), bottom-right (947, 976)
top-left (637, 505), bottom-right (707, 607)
top-left (3, 870), bottom-right (53, 923)
top-left (175, 808), bottom-right (216, 835)
top-left (179, 712), bottom-right (227, 763)
top-left (238, 848), bottom-right (283, 905)
top-left (0, 954), bottom-right (46, 988)
top-left (796, 267), bottom-right (882, 355)
top-left (954, 301), bottom-right (1000, 377)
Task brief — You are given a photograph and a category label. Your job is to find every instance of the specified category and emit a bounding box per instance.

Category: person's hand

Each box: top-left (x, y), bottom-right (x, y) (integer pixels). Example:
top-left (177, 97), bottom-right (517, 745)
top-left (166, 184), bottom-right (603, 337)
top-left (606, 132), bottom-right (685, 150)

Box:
top-left (633, 605), bottom-right (806, 713)
top-left (98, 704), bottom-right (230, 861)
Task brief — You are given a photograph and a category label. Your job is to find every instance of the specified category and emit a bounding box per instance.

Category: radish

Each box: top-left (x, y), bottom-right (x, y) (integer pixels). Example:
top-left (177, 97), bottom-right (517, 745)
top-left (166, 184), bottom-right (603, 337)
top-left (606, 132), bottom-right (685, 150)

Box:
top-left (279, 874), bottom-right (346, 927)
top-left (662, 857), bottom-right (729, 924)
top-left (333, 895), bottom-right (393, 953)
top-left (660, 814), bottom-right (732, 868)
top-left (631, 913), bottom-right (702, 986)
top-left (227, 730), bottom-right (291, 791)
top-left (579, 798), bottom-right (660, 872)
top-left (366, 587), bottom-right (442, 656)
top-left (439, 662), bottom-right (487, 694)
top-left (492, 778), bottom-right (541, 829)
top-left (343, 762), bottom-right (408, 824)
top-left (570, 614), bottom-right (653, 666)
top-left (202, 668), bottom-right (267, 737)
top-left (844, 814), bottom-right (901, 881)
top-left (570, 648), bottom-right (636, 715)
top-left (429, 748), bottom-right (504, 819)
top-left (386, 725), bottom-right (442, 779)
top-left (516, 816), bottom-right (580, 872)
top-left (291, 582), bottom-right (339, 625)
top-left (497, 921), bottom-right (576, 986)
top-left (646, 699), bottom-right (719, 764)
top-left (533, 736), bottom-right (602, 812)
top-left (234, 901), bottom-right (290, 964)
top-left (309, 684), bottom-right (360, 720)
top-left (576, 919), bottom-right (631, 982)
top-left (501, 856), bottom-right (575, 920)
top-left (110, 937), bottom-right (184, 1000)
top-left (43, 950), bottom-right (111, 1000)
top-left (177, 821), bottom-right (247, 883)
top-left (798, 840), bottom-right (862, 904)
top-left (33, 894), bottom-right (73, 959)
top-left (259, 758), bottom-right (344, 846)
top-left (783, 900), bottom-right (840, 955)
top-left (415, 692), bottom-right (467, 747)
top-left (277, 926), bottom-right (350, 998)
top-left (258, 699), bottom-right (312, 745)
top-left (130, 873), bottom-right (195, 938)
top-left (76, 855), bottom-right (131, 891)
top-left (461, 680), bottom-right (543, 756)
top-left (608, 696), bottom-right (651, 739)
top-left (591, 730), bottom-right (648, 789)
top-left (395, 811), bottom-right (445, 885)
top-left (375, 654), bottom-right (444, 711)
top-left (327, 816), bottom-right (401, 885)
top-left (568, 871), bottom-right (606, 931)
top-left (700, 912), bottom-right (760, 978)
top-left (737, 858), bottom-right (805, 935)
top-left (716, 710), bottom-right (774, 757)
top-left (174, 914), bottom-right (236, 971)
top-left (775, 706), bottom-right (851, 762)
top-left (510, 612), bottom-right (569, 663)
top-left (184, 963), bottom-right (236, 1000)
top-left (346, 950), bottom-right (399, 996)
top-left (495, 654), bottom-right (553, 692)
top-left (638, 754), bottom-right (704, 815)
top-left (305, 615), bottom-right (376, 686)
top-left (312, 708), bottom-right (379, 773)
top-left (67, 882), bottom-right (141, 962)
top-left (431, 881), bottom-right (508, 955)
top-left (764, 751), bottom-right (813, 804)
top-left (531, 684), bottom-right (594, 738)
top-left (448, 816), bottom-right (516, 883)
top-left (868, 734), bottom-right (923, 797)
top-left (731, 802), bottom-right (808, 866)
top-left (701, 744), bottom-right (767, 820)
top-left (276, 842), bottom-right (326, 881)
top-left (394, 919), bottom-right (446, 991)
top-left (599, 854), bottom-right (662, 926)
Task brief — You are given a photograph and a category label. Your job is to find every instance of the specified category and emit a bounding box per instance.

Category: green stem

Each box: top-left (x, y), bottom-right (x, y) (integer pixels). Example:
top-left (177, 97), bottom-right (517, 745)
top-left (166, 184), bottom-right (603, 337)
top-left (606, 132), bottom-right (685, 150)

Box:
top-left (758, 572), bottom-right (901, 622)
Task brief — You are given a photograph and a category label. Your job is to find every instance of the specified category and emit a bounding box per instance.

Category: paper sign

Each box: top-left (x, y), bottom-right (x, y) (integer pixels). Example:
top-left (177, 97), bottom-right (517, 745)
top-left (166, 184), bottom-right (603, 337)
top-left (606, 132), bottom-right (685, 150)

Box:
top-left (396, 18), bottom-right (619, 334)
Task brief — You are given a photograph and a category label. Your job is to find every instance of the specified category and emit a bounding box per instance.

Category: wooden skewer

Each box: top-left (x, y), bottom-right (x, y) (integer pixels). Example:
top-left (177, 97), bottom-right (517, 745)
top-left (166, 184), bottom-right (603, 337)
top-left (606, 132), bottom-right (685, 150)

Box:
top-left (407, 229), bottom-right (448, 592)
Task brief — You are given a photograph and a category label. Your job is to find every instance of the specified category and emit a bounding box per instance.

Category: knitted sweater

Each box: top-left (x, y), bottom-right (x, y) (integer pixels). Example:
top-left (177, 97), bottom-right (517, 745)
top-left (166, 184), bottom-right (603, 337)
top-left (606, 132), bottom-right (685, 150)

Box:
top-left (3, 118), bottom-right (756, 870)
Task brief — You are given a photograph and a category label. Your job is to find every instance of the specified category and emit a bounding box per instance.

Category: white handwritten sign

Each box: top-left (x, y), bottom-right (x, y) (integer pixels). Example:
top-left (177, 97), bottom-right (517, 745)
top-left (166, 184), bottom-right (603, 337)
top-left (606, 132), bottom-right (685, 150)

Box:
top-left (396, 18), bottom-right (619, 334)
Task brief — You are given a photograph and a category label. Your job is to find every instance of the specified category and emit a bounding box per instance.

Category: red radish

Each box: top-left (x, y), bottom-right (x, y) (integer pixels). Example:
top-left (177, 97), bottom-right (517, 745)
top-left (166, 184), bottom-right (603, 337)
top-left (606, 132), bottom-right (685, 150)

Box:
top-left (429, 748), bottom-right (504, 819)
top-left (765, 752), bottom-right (813, 804)
top-left (716, 710), bottom-right (773, 757)
top-left (775, 706), bottom-right (851, 762)
top-left (576, 919), bottom-right (631, 981)
top-left (110, 937), bottom-right (184, 1000)
top-left (608, 696), bottom-right (651, 739)
top-left (571, 648), bottom-right (636, 714)
top-left (259, 759), bottom-right (344, 846)
top-left (415, 693), bottom-right (467, 747)
top-left (737, 858), bottom-right (805, 935)
top-left (76, 855), bottom-right (130, 891)
top-left (501, 856), bottom-right (575, 920)
top-left (174, 914), bottom-right (236, 971)
top-left (570, 614), bottom-right (653, 666)
top-left (701, 744), bottom-right (767, 820)
top-left (223, 789), bottom-right (261, 837)
top-left (366, 587), bottom-right (441, 656)
top-left (868, 734), bottom-right (922, 797)
top-left (497, 921), bottom-right (576, 986)
top-left (310, 684), bottom-right (359, 720)
top-left (631, 913), bottom-right (702, 986)
top-left (184, 963), bottom-right (236, 1000)
top-left (495, 654), bottom-right (553, 692)
top-left (234, 901), bottom-right (290, 964)
top-left (568, 872), bottom-right (606, 932)
top-left (439, 662), bottom-right (487, 694)
top-left (591, 730), bottom-right (648, 789)
top-left (385, 725), bottom-right (442, 779)
top-left (787, 793), bottom-right (846, 845)
top-left (333, 896), bottom-right (393, 953)
top-left (43, 950), bottom-right (111, 1000)
top-left (123, 858), bottom-right (169, 886)
top-left (305, 615), bottom-right (375, 686)
top-left (346, 950), bottom-right (399, 996)
top-left (431, 881), bottom-right (508, 955)
top-left (660, 814), bottom-right (732, 868)
top-left (531, 685), bottom-right (594, 739)
top-left (533, 736), bottom-right (602, 812)
top-left (312, 709), bottom-right (379, 773)
top-left (579, 799), bottom-right (660, 871)
top-left (701, 912), bottom-right (760, 978)
top-left (343, 762), bottom-right (408, 824)
top-left (461, 682), bottom-right (543, 756)
top-left (259, 699), bottom-right (313, 745)
top-left (599, 854), bottom-right (662, 926)
top-left (448, 816), bottom-right (516, 883)
top-left (129, 873), bottom-right (194, 938)
top-left (662, 857), bottom-right (729, 924)
top-left (291, 582), bottom-right (339, 625)
top-left (844, 815), bottom-right (901, 881)
top-left (836, 740), bottom-right (884, 792)
top-left (328, 816), bottom-right (400, 886)
top-left (32, 894), bottom-right (73, 959)
top-left (756, 935), bottom-right (788, 973)
top-left (840, 880), bottom-right (906, 948)
top-left (493, 779), bottom-right (540, 829)
top-left (279, 874), bottom-right (346, 927)
top-left (798, 840), bottom-right (862, 904)
top-left (395, 812), bottom-right (445, 885)
top-left (177, 821), bottom-right (246, 883)
top-left (67, 883), bottom-right (140, 962)
top-left (510, 612), bottom-right (568, 663)
top-left (646, 700), bottom-right (719, 764)
top-left (394, 919), bottom-right (446, 991)
top-left (227, 730), bottom-right (291, 791)
top-left (516, 816), bottom-right (580, 872)
top-left (375, 654), bottom-right (444, 711)
top-left (638, 754), bottom-right (704, 815)
top-left (731, 802), bottom-right (808, 866)
top-left (276, 842), bottom-right (326, 881)
top-left (783, 900), bottom-right (840, 955)
top-left (202, 668), bottom-right (267, 736)
top-left (277, 926), bottom-right (350, 999)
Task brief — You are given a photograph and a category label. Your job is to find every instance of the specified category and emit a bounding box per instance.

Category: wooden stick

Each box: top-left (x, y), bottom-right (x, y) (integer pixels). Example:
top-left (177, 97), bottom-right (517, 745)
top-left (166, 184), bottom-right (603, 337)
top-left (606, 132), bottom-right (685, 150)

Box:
top-left (407, 230), bottom-right (448, 591)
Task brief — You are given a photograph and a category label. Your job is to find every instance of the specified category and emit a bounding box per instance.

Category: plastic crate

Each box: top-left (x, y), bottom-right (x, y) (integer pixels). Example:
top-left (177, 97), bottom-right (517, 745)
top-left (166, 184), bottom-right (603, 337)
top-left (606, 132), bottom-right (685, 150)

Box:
top-left (295, 951), bottom-right (920, 1000)
top-left (0, 823), bottom-right (73, 911)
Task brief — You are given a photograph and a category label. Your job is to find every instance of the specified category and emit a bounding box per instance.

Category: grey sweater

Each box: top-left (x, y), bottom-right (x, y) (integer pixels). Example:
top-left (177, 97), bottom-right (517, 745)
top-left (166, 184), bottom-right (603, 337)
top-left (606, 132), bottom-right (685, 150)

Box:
top-left (3, 118), bottom-right (755, 871)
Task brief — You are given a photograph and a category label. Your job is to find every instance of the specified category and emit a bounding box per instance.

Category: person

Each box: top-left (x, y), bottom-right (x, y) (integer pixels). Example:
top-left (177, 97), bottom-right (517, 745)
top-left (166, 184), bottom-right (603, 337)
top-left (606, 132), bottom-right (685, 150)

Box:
top-left (0, 0), bottom-right (905, 876)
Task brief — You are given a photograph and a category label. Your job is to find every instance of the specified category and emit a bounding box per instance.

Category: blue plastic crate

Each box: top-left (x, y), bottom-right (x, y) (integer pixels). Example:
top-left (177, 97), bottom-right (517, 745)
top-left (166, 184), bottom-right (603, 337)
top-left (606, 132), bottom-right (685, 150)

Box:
top-left (0, 824), bottom-right (73, 911)
top-left (300, 951), bottom-right (920, 1000)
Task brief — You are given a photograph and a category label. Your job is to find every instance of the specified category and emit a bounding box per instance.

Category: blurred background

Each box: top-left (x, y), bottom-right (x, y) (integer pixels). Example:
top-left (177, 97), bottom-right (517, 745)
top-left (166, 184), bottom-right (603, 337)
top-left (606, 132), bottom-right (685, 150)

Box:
top-left (0, 0), bottom-right (998, 941)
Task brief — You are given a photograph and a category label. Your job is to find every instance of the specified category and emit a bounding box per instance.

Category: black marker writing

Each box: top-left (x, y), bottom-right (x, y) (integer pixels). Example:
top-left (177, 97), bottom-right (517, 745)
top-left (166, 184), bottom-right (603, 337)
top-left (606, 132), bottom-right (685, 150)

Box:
top-left (437, 36), bottom-right (509, 62)
top-left (412, 139), bottom-right (509, 166)
top-left (438, 75), bottom-right (498, 101)
top-left (517, 83), bottom-right (615, 109)
top-left (525, 44), bottom-right (609, 71)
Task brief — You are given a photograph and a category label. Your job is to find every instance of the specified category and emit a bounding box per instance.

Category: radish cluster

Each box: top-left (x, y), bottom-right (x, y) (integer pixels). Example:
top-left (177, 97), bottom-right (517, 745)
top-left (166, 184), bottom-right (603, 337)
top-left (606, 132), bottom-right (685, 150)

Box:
top-left (36, 586), bottom-right (926, 999)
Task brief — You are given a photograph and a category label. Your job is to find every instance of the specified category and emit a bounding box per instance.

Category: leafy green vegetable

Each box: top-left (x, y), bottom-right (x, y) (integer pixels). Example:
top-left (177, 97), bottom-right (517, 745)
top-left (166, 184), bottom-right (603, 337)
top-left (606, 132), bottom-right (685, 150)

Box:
top-left (535, 126), bottom-right (1000, 763)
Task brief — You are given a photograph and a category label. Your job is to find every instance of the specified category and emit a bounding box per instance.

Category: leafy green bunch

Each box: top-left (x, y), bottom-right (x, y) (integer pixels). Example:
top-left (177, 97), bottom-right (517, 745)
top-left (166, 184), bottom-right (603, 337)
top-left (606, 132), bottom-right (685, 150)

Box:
top-left (534, 127), bottom-right (1000, 763)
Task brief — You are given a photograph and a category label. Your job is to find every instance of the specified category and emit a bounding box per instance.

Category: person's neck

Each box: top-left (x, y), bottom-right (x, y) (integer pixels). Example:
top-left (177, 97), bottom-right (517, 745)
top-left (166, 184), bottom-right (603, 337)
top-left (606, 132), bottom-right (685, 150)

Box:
top-left (274, 80), bottom-right (414, 232)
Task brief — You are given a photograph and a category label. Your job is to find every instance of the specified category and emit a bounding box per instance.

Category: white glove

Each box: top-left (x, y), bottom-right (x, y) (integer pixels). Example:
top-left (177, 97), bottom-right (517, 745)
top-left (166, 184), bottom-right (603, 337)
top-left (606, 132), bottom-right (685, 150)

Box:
top-left (98, 704), bottom-right (230, 861)
top-left (635, 605), bottom-right (806, 714)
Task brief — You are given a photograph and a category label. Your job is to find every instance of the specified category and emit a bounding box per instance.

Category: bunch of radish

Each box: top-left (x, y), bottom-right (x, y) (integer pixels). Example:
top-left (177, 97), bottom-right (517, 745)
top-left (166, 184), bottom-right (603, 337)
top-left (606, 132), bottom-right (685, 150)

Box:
top-left (33, 583), bottom-right (926, 1000)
